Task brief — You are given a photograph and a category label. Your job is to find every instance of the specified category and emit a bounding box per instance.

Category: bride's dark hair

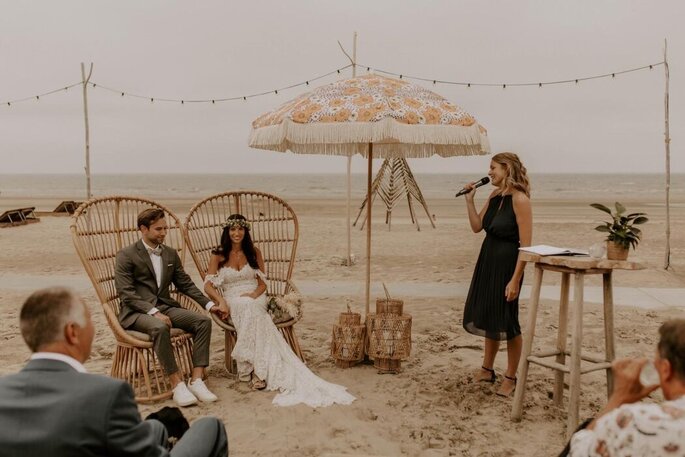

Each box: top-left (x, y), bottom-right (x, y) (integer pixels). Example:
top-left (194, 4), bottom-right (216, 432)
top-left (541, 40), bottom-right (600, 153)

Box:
top-left (212, 214), bottom-right (259, 270)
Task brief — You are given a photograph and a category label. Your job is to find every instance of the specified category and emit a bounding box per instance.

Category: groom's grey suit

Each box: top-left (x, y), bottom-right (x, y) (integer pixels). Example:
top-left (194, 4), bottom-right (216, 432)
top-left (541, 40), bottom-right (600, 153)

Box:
top-left (115, 240), bottom-right (212, 374)
top-left (0, 358), bottom-right (228, 457)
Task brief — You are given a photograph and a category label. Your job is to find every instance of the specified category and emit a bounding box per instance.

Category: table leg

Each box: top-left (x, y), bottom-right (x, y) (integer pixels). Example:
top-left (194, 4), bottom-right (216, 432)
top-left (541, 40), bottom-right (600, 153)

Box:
top-left (512, 265), bottom-right (544, 421)
top-left (603, 272), bottom-right (615, 397)
top-left (567, 272), bottom-right (584, 439)
top-left (553, 272), bottom-right (571, 406)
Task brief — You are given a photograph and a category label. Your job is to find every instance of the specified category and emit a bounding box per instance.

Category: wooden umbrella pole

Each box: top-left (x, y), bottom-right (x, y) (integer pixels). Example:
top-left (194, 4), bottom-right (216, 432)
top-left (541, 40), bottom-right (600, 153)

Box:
top-left (365, 142), bottom-right (373, 316)
top-left (346, 32), bottom-right (357, 266)
top-left (663, 39), bottom-right (671, 270)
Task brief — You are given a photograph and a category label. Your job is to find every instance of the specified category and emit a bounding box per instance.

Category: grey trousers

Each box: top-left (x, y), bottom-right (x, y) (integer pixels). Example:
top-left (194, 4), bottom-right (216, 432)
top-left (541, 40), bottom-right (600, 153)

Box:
top-left (149, 417), bottom-right (229, 457)
top-left (130, 306), bottom-right (212, 375)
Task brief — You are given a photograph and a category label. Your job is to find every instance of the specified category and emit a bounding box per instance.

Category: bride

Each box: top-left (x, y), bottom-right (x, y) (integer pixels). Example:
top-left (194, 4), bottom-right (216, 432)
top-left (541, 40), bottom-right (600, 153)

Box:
top-left (203, 214), bottom-right (355, 408)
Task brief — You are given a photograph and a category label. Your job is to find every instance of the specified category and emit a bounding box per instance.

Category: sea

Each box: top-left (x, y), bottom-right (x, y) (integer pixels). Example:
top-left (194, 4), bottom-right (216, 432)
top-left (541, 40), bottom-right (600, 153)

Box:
top-left (0, 173), bottom-right (683, 202)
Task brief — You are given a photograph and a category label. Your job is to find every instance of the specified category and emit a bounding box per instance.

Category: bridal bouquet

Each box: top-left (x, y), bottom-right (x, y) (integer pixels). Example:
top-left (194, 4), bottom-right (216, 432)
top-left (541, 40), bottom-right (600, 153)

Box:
top-left (267, 293), bottom-right (303, 323)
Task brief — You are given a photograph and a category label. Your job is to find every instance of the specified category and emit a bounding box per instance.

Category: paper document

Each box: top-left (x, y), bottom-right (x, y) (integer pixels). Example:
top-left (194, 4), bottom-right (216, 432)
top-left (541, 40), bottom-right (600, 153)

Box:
top-left (519, 245), bottom-right (589, 256)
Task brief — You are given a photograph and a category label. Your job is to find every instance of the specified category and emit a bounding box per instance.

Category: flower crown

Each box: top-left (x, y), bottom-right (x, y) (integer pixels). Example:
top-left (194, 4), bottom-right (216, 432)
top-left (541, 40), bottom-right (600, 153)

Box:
top-left (221, 218), bottom-right (251, 230)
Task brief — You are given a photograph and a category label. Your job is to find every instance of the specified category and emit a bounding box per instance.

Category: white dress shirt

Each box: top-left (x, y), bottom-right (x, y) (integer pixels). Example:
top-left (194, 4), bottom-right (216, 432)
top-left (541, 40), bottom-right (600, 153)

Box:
top-left (30, 352), bottom-right (87, 373)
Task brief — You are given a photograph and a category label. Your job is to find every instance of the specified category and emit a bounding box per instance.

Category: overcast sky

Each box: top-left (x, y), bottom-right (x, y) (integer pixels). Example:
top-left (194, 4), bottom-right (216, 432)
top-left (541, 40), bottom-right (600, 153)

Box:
top-left (0, 1), bottom-right (682, 175)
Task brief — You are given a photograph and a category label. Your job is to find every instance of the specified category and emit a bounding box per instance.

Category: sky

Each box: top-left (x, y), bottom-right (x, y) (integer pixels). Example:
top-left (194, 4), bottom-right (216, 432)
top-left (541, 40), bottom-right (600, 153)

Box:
top-left (0, 1), bottom-right (683, 175)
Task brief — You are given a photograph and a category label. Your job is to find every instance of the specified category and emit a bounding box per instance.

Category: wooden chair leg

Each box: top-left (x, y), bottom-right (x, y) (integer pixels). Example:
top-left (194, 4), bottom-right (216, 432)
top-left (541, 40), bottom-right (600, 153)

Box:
top-left (554, 272), bottom-right (571, 406)
top-left (512, 265), bottom-right (544, 421)
top-left (280, 326), bottom-right (306, 363)
top-left (224, 330), bottom-right (238, 375)
top-left (602, 272), bottom-right (615, 398)
top-left (567, 272), bottom-right (585, 439)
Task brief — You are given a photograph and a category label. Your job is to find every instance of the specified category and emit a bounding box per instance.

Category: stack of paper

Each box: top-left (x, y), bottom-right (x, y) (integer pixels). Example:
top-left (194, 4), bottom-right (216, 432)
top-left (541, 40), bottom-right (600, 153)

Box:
top-left (519, 245), bottom-right (589, 256)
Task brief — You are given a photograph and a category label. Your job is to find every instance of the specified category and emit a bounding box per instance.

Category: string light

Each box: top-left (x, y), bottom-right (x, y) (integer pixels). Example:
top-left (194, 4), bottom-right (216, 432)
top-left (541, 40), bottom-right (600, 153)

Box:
top-left (1, 81), bottom-right (81, 106)
top-left (0, 60), bottom-right (665, 109)
top-left (355, 61), bottom-right (664, 88)
top-left (86, 64), bottom-right (352, 104)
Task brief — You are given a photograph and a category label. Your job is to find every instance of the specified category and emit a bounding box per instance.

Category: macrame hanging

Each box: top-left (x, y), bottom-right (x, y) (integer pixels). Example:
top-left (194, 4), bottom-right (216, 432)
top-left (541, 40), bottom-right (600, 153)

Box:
top-left (354, 157), bottom-right (435, 231)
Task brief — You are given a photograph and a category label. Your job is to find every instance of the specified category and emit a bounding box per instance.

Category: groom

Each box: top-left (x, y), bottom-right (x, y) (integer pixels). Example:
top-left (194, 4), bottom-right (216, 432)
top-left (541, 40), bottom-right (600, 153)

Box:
top-left (115, 208), bottom-right (229, 407)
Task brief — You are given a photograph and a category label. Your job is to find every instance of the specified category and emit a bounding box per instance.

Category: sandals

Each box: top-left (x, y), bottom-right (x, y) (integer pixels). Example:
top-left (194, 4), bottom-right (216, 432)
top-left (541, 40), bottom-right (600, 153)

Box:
top-left (477, 366), bottom-right (497, 383)
top-left (496, 375), bottom-right (517, 397)
top-left (249, 374), bottom-right (266, 391)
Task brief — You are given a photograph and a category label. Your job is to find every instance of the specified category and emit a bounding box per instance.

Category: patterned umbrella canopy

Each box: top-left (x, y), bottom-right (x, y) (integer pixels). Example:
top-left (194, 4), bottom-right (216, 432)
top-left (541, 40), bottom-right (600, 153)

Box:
top-left (249, 73), bottom-right (490, 316)
top-left (249, 73), bottom-right (490, 157)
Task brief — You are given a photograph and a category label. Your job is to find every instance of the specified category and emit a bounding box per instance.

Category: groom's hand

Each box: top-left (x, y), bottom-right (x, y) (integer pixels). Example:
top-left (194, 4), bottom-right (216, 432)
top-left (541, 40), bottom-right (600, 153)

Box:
top-left (210, 302), bottom-right (230, 320)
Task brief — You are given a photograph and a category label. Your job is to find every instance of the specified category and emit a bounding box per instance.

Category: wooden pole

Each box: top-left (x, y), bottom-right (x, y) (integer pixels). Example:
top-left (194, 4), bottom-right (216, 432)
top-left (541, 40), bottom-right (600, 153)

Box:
top-left (81, 63), bottom-right (94, 200)
top-left (663, 39), bottom-right (671, 270)
top-left (346, 31), bottom-right (357, 266)
top-left (365, 142), bottom-right (373, 316)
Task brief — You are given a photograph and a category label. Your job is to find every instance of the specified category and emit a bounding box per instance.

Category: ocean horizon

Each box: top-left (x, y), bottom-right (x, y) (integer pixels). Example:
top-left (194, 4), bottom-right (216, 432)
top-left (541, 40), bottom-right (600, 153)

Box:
top-left (1, 173), bottom-right (683, 201)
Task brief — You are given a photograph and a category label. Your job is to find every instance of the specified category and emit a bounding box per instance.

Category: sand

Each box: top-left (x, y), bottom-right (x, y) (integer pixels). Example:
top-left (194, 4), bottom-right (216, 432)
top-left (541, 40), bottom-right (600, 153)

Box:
top-left (1, 195), bottom-right (684, 456)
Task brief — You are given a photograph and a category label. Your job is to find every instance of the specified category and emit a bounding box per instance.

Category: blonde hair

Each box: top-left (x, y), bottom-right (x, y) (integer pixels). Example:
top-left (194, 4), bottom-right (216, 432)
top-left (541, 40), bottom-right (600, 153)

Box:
top-left (492, 152), bottom-right (530, 197)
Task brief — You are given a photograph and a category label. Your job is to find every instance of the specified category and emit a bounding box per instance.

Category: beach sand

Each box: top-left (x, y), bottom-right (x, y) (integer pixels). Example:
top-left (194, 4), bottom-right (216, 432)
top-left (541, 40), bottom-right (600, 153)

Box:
top-left (1, 195), bottom-right (684, 456)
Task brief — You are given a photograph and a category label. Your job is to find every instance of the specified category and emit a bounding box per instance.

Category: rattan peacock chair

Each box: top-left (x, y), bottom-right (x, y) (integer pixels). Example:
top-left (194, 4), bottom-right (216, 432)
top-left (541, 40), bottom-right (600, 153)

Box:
top-left (70, 196), bottom-right (204, 402)
top-left (184, 191), bottom-right (304, 374)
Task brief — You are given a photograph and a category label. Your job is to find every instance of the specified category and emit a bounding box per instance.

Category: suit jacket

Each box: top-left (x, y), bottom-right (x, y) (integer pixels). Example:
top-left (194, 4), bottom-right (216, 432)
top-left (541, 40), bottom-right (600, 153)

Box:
top-left (0, 359), bottom-right (167, 457)
top-left (115, 240), bottom-right (210, 328)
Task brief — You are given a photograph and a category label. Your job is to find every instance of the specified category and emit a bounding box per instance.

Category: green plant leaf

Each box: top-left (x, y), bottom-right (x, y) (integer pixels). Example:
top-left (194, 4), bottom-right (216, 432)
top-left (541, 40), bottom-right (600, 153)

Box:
top-left (615, 202), bottom-right (626, 215)
top-left (594, 225), bottom-right (611, 233)
top-left (633, 217), bottom-right (648, 225)
top-left (590, 203), bottom-right (612, 215)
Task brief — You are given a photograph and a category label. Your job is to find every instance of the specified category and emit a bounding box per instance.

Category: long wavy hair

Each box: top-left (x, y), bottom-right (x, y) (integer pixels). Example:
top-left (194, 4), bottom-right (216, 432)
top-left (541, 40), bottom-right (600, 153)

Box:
top-left (492, 152), bottom-right (531, 197)
top-left (212, 214), bottom-right (259, 270)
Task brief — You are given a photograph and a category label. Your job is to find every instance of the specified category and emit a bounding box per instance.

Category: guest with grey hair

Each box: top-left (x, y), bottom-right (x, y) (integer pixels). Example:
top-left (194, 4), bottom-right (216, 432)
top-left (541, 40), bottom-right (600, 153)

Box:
top-left (566, 319), bottom-right (685, 456)
top-left (0, 287), bottom-right (228, 457)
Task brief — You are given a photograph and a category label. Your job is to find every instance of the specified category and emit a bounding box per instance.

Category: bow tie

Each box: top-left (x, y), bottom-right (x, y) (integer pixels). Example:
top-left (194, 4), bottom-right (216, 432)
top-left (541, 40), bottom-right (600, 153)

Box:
top-left (146, 245), bottom-right (163, 256)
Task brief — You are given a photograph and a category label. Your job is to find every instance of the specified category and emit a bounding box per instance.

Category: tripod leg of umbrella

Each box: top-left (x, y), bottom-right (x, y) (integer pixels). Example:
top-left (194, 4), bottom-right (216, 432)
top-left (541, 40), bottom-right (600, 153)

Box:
top-left (407, 194), bottom-right (420, 231)
top-left (356, 192), bottom-right (378, 231)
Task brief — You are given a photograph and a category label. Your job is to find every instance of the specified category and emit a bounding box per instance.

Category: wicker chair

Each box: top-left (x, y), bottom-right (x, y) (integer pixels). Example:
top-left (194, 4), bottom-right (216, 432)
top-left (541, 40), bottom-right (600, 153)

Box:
top-left (70, 196), bottom-right (204, 402)
top-left (184, 191), bottom-right (305, 374)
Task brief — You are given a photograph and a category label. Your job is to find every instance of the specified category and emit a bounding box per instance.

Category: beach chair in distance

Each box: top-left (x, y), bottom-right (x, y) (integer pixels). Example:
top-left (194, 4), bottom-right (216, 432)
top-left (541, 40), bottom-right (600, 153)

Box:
top-left (0, 207), bottom-right (40, 227)
top-left (184, 191), bottom-right (305, 374)
top-left (70, 196), bottom-right (204, 402)
top-left (53, 200), bottom-right (83, 214)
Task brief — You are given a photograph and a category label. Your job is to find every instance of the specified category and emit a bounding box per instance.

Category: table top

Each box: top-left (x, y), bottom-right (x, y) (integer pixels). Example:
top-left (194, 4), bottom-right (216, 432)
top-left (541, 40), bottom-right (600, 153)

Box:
top-left (519, 251), bottom-right (645, 271)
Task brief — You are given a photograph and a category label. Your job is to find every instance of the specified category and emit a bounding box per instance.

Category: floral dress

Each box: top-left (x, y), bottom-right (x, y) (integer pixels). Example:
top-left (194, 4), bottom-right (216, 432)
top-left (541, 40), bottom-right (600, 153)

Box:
top-left (205, 264), bottom-right (355, 408)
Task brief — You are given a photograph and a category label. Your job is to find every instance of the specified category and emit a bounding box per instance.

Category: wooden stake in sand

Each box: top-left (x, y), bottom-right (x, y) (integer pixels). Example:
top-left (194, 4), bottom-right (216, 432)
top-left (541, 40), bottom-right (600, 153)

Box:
top-left (663, 39), bottom-right (671, 270)
top-left (80, 62), bottom-right (94, 200)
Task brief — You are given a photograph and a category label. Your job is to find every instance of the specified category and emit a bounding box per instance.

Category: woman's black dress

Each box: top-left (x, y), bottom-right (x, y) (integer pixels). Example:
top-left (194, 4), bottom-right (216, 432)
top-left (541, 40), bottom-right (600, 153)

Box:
top-left (463, 194), bottom-right (522, 341)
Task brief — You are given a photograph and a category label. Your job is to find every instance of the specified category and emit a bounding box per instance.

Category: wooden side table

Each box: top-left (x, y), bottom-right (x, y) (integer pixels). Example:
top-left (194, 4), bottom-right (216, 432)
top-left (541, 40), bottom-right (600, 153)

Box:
top-left (510, 252), bottom-right (644, 438)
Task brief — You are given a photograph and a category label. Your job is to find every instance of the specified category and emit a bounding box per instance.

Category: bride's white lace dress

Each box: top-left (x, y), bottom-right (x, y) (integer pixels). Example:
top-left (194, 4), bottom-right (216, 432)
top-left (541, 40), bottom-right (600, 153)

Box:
top-left (205, 264), bottom-right (355, 408)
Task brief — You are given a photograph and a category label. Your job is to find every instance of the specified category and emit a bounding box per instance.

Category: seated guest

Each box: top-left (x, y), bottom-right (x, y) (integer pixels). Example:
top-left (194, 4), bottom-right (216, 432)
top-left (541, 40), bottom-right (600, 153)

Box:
top-left (0, 287), bottom-right (229, 457)
top-left (568, 319), bottom-right (685, 456)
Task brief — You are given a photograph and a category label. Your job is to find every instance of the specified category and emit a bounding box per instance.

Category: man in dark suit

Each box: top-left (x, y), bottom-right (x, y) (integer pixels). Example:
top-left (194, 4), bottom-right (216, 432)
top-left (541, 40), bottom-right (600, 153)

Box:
top-left (0, 287), bottom-right (228, 457)
top-left (115, 208), bottom-right (228, 406)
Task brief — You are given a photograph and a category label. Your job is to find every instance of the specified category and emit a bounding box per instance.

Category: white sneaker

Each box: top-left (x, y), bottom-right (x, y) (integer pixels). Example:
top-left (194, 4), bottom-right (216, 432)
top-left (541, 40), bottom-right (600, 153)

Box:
top-left (188, 378), bottom-right (218, 403)
top-left (173, 382), bottom-right (198, 407)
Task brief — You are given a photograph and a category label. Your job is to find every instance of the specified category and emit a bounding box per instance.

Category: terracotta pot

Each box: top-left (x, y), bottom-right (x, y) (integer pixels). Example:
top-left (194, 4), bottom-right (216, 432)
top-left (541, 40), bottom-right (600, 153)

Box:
top-left (606, 241), bottom-right (629, 261)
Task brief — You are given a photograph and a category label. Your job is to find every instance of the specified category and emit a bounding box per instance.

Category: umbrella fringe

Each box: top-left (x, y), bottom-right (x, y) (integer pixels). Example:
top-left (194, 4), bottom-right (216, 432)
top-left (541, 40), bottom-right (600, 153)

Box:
top-left (249, 118), bottom-right (491, 157)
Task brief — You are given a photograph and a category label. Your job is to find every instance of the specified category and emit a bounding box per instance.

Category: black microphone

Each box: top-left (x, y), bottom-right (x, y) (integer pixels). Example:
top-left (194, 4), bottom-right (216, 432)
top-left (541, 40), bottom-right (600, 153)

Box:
top-left (455, 177), bottom-right (490, 197)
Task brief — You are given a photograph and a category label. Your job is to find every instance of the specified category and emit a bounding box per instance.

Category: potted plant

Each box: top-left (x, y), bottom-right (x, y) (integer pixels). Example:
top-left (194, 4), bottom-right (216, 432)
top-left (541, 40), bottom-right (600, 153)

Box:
top-left (590, 202), bottom-right (648, 260)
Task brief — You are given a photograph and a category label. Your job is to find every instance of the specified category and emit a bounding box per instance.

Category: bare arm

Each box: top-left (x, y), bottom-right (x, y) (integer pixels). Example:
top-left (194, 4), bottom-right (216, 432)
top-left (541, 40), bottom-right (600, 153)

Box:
top-left (242, 248), bottom-right (267, 299)
top-left (203, 254), bottom-right (230, 319)
top-left (464, 185), bottom-right (496, 233)
top-left (505, 192), bottom-right (533, 301)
